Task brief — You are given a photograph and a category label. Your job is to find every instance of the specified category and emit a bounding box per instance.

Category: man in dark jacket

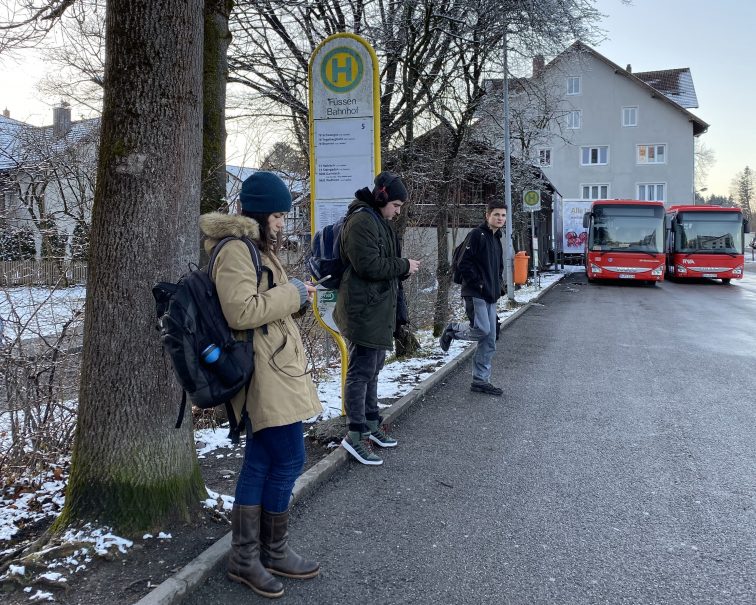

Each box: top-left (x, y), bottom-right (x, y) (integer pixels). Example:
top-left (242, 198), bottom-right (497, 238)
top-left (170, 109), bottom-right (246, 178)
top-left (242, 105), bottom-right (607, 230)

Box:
top-left (439, 200), bottom-right (506, 396)
top-left (334, 172), bottom-right (420, 465)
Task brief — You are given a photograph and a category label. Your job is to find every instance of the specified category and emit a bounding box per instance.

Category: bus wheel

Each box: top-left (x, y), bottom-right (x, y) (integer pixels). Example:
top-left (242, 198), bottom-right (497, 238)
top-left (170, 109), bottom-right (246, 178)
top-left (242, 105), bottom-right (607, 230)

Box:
top-left (722, 278), bottom-right (731, 285)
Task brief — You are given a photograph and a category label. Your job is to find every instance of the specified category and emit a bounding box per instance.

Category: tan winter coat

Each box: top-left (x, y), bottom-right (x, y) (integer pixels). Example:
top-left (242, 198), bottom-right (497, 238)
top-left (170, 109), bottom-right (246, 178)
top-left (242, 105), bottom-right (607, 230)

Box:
top-left (199, 213), bottom-right (322, 432)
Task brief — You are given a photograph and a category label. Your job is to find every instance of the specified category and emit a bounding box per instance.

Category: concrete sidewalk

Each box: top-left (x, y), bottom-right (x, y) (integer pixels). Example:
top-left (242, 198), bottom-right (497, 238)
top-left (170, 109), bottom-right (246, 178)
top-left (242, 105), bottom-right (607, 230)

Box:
top-left (134, 275), bottom-right (564, 605)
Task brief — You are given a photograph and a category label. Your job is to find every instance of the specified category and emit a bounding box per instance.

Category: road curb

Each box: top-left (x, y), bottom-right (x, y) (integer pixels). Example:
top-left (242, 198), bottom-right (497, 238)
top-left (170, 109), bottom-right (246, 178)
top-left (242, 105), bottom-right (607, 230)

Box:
top-left (133, 274), bottom-right (564, 605)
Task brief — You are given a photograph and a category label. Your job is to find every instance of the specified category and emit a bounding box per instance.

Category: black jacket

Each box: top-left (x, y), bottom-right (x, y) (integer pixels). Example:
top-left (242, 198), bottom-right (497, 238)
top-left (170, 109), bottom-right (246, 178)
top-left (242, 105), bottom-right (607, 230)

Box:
top-left (334, 197), bottom-right (410, 349)
top-left (458, 222), bottom-right (504, 303)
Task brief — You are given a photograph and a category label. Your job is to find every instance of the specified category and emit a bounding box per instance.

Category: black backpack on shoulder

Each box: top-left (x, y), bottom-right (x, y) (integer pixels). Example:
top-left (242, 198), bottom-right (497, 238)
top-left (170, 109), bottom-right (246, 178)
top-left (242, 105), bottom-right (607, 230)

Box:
top-left (307, 207), bottom-right (381, 289)
top-left (152, 237), bottom-right (272, 443)
top-left (451, 231), bottom-right (476, 285)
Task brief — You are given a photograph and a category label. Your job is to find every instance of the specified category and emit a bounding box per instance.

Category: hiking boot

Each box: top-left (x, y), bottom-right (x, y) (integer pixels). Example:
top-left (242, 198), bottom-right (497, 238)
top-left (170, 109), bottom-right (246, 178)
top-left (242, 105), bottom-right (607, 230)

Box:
top-left (341, 431), bottom-right (383, 465)
top-left (439, 323), bottom-right (455, 352)
top-left (366, 419), bottom-right (397, 448)
top-left (470, 381), bottom-right (503, 396)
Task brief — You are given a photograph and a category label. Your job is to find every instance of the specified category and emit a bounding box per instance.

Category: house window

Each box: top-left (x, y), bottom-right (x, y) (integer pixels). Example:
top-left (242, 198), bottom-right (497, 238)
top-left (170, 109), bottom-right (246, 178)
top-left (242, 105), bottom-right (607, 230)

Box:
top-left (567, 76), bottom-right (581, 95)
top-left (567, 110), bottom-right (581, 129)
top-left (538, 148), bottom-right (552, 167)
top-left (1, 190), bottom-right (13, 216)
top-left (581, 146), bottom-right (608, 165)
top-left (581, 184), bottom-right (609, 200)
top-left (622, 106), bottom-right (638, 127)
top-left (637, 144), bottom-right (666, 164)
top-left (638, 183), bottom-right (665, 201)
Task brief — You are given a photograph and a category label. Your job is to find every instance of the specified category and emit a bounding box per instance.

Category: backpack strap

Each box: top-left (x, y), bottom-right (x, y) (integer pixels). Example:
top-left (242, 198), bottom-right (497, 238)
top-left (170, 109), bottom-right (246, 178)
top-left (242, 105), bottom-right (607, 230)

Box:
top-left (203, 236), bottom-right (268, 441)
top-left (175, 390), bottom-right (188, 429)
top-left (208, 236), bottom-right (264, 285)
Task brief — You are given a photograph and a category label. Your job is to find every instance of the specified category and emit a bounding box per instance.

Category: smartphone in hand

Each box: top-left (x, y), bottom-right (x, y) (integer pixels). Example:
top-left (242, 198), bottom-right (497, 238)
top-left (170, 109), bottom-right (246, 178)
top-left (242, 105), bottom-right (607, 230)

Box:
top-left (309, 274), bottom-right (332, 287)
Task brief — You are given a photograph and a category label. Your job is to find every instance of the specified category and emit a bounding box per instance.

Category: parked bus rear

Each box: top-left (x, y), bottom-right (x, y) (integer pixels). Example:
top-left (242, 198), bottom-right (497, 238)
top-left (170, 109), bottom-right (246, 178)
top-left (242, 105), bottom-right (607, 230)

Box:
top-left (666, 205), bottom-right (749, 284)
top-left (583, 200), bottom-right (666, 284)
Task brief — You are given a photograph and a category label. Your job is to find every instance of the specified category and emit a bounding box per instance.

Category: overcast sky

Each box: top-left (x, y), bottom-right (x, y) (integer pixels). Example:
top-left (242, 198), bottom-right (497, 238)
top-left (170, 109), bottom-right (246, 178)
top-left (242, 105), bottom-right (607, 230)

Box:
top-left (1, 0), bottom-right (753, 197)
top-left (592, 0), bottom-right (755, 197)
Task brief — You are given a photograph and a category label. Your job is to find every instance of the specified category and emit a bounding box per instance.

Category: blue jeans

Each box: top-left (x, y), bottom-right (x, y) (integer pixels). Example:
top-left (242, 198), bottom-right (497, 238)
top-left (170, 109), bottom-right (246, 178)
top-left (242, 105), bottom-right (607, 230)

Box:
top-left (235, 422), bottom-right (305, 513)
top-left (451, 297), bottom-right (497, 383)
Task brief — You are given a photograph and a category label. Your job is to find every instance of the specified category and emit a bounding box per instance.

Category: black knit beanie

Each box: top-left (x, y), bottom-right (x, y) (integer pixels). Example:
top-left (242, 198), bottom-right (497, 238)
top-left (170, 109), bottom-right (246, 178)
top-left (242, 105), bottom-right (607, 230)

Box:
top-left (372, 171), bottom-right (408, 204)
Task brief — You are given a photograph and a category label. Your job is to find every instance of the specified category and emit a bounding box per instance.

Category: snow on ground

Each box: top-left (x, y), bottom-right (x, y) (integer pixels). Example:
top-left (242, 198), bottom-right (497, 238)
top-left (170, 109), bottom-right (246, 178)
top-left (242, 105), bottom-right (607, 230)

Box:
top-left (0, 286), bottom-right (86, 341)
top-left (0, 272), bottom-right (563, 586)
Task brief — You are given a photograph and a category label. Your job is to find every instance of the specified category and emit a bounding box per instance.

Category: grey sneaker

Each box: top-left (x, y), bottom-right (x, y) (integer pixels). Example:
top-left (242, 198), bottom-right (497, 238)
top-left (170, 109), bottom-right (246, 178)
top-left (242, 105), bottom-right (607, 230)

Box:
top-left (341, 431), bottom-right (383, 465)
top-left (366, 420), bottom-right (398, 448)
top-left (470, 381), bottom-right (503, 396)
top-left (439, 323), bottom-right (455, 352)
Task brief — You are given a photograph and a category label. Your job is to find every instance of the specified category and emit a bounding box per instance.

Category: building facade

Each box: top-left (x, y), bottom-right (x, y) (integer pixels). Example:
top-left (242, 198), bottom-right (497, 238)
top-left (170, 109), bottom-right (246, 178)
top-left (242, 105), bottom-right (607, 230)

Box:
top-left (478, 41), bottom-right (709, 207)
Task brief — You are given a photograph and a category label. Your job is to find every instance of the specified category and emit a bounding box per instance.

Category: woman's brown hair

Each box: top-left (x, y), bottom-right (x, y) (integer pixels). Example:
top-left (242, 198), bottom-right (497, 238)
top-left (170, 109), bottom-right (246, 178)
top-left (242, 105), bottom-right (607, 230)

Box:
top-left (241, 210), bottom-right (280, 253)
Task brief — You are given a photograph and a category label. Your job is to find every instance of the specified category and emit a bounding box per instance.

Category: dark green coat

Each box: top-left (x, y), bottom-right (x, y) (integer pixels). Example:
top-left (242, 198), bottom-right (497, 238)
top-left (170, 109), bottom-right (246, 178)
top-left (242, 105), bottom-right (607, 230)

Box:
top-left (334, 200), bottom-right (410, 349)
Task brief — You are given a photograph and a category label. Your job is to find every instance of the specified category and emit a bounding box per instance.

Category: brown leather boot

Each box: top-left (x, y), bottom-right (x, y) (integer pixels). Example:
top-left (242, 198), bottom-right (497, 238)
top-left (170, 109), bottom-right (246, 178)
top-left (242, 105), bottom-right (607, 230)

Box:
top-left (260, 509), bottom-right (320, 579)
top-left (227, 504), bottom-right (284, 598)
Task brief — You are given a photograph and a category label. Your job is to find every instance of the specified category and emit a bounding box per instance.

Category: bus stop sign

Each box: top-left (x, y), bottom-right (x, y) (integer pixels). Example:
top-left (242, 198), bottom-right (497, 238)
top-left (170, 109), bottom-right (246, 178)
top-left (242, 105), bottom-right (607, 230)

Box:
top-left (523, 190), bottom-right (541, 212)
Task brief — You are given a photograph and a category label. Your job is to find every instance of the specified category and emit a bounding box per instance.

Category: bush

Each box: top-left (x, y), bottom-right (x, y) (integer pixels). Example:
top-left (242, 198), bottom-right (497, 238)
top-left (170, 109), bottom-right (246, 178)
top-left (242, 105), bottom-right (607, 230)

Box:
top-left (0, 225), bottom-right (36, 260)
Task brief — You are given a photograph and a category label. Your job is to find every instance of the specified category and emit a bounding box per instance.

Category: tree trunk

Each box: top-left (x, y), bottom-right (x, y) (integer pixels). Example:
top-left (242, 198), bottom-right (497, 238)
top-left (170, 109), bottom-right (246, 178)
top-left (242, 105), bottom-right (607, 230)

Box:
top-left (201, 0), bottom-right (233, 216)
top-left (433, 205), bottom-right (452, 336)
top-left (56, 0), bottom-right (206, 534)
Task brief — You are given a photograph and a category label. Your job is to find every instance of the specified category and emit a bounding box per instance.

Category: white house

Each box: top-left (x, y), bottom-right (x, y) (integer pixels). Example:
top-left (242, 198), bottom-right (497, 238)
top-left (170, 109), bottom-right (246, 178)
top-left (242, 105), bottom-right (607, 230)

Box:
top-left (477, 41), bottom-right (709, 206)
top-left (0, 104), bottom-right (99, 259)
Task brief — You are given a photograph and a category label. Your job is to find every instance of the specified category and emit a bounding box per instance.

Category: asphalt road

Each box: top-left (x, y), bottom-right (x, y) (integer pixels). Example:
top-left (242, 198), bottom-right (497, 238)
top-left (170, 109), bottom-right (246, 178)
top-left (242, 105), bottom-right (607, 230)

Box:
top-left (185, 270), bottom-right (756, 605)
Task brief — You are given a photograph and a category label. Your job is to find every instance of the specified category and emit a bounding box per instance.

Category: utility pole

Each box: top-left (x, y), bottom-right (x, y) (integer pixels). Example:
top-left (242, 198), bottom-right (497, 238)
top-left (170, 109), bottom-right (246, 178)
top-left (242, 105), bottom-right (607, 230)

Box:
top-left (502, 28), bottom-right (515, 302)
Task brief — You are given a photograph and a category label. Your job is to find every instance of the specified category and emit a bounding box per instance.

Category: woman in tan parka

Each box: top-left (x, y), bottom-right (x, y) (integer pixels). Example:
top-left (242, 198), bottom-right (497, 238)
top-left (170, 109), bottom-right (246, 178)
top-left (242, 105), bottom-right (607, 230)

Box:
top-left (199, 171), bottom-right (322, 599)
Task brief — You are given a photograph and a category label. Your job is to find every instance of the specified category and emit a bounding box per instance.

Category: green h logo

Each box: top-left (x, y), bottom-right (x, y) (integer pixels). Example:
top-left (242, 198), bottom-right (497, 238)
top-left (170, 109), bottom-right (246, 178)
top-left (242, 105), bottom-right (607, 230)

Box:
top-left (321, 47), bottom-right (363, 93)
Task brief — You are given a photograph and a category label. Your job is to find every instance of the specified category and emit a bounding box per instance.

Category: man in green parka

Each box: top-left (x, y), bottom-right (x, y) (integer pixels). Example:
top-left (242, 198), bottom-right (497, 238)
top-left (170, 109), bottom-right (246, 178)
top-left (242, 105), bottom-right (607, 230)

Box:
top-left (334, 172), bottom-right (420, 465)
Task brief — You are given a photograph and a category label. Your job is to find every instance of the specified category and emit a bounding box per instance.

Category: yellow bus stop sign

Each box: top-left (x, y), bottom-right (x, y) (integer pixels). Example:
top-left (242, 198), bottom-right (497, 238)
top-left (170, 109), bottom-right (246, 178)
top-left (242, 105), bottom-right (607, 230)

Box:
top-left (523, 189), bottom-right (541, 212)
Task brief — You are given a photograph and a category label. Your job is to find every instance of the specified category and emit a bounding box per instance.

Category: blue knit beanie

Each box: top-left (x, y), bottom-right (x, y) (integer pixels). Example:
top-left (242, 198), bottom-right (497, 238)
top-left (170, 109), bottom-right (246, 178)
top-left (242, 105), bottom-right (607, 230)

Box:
top-left (239, 171), bottom-right (292, 213)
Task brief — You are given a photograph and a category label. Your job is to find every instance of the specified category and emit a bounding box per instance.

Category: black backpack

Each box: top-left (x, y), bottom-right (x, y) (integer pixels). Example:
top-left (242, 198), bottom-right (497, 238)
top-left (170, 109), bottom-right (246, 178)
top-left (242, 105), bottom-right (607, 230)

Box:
top-left (152, 237), bottom-right (271, 443)
top-left (451, 231), bottom-right (475, 285)
top-left (307, 207), bottom-right (380, 289)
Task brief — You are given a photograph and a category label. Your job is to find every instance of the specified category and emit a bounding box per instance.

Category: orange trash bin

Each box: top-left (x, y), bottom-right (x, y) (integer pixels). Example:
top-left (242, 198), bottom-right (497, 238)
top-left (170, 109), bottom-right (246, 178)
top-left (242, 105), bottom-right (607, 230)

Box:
top-left (514, 251), bottom-right (530, 285)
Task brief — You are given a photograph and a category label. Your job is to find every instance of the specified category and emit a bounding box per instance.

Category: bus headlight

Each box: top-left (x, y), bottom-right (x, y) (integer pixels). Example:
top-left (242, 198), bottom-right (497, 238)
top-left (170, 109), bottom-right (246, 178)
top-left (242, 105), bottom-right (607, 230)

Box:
top-left (732, 266), bottom-right (743, 275)
top-left (676, 265), bottom-right (687, 274)
top-left (590, 264), bottom-right (602, 274)
top-left (651, 265), bottom-right (664, 276)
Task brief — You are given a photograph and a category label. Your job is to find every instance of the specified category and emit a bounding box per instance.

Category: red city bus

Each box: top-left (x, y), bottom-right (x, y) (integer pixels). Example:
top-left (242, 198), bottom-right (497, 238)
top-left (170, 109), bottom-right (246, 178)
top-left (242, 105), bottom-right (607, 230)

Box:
top-left (666, 205), bottom-right (750, 284)
top-left (583, 200), bottom-right (666, 284)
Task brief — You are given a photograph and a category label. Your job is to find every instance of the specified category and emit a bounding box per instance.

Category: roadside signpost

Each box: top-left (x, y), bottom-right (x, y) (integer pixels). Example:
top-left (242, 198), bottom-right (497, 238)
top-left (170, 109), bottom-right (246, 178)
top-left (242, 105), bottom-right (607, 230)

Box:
top-left (309, 33), bottom-right (381, 407)
top-left (523, 189), bottom-right (541, 286)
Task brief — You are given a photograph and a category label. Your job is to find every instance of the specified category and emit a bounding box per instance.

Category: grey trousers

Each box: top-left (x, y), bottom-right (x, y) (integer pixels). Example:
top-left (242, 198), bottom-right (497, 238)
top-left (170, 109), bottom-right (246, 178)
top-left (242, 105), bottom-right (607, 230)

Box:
top-left (344, 342), bottom-right (386, 433)
top-left (450, 297), bottom-right (497, 383)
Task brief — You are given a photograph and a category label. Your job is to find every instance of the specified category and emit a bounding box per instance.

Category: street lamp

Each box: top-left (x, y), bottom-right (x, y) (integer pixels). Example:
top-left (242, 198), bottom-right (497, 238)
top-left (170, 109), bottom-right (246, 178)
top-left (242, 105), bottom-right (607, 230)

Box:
top-left (695, 187), bottom-right (707, 205)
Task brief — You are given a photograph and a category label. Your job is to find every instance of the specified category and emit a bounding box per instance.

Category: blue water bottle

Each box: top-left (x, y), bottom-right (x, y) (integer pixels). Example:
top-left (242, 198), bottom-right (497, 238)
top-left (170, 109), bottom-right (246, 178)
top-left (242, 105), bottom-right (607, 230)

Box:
top-left (201, 344), bottom-right (241, 385)
top-left (201, 344), bottom-right (221, 364)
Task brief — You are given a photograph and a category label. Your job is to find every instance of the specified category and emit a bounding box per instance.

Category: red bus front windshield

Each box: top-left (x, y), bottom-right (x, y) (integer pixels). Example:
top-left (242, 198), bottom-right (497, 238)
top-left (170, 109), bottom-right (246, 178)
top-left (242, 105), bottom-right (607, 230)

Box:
top-left (588, 204), bottom-right (665, 254)
top-left (672, 211), bottom-right (743, 254)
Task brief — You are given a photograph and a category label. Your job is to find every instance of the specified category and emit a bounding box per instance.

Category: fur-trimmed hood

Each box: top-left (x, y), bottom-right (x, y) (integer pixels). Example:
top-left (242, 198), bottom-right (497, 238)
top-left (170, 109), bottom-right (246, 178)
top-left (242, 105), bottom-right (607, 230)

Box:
top-left (199, 212), bottom-right (260, 253)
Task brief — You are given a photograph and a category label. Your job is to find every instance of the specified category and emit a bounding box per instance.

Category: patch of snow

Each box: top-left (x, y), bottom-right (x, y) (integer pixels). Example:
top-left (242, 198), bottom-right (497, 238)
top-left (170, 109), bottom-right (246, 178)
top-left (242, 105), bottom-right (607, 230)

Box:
top-left (60, 524), bottom-right (133, 556)
top-left (0, 286), bottom-right (86, 341)
top-left (157, 532), bottom-right (172, 540)
top-left (203, 487), bottom-right (234, 511)
top-left (37, 571), bottom-right (66, 582)
top-left (28, 590), bottom-right (55, 601)
top-left (9, 564), bottom-right (26, 575)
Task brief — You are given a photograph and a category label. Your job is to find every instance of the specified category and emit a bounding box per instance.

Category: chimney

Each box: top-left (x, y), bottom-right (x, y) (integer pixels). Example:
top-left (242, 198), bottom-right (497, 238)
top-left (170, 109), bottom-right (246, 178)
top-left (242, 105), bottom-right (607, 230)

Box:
top-left (2, 108), bottom-right (9, 118)
top-left (53, 101), bottom-right (72, 137)
top-left (532, 55), bottom-right (545, 78)
top-left (626, 64), bottom-right (632, 73)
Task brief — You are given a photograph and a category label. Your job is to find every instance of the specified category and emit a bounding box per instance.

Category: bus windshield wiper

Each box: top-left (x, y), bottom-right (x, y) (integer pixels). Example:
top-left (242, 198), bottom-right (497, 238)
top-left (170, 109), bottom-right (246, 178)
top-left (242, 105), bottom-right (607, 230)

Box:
top-left (628, 249), bottom-right (661, 258)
